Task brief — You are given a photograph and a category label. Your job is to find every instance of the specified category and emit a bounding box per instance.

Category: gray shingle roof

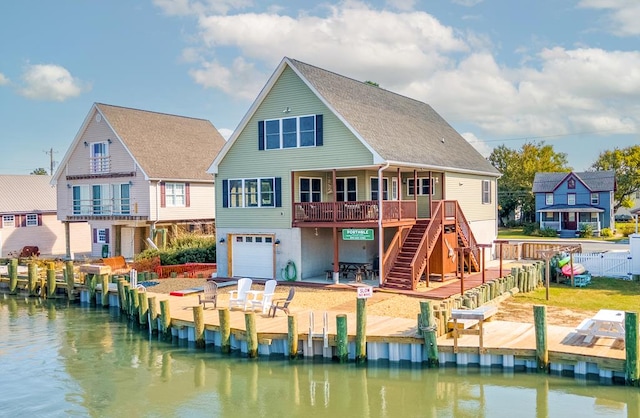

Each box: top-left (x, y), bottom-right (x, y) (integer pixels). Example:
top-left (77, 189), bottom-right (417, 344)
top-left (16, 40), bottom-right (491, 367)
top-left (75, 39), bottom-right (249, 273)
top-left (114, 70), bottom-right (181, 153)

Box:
top-left (288, 58), bottom-right (499, 176)
top-left (532, 171), bottom-right (616, 193)
top-left (97, 104), bottom-right (226, 181)
top-left (0, 175), bottom-right (56, 213)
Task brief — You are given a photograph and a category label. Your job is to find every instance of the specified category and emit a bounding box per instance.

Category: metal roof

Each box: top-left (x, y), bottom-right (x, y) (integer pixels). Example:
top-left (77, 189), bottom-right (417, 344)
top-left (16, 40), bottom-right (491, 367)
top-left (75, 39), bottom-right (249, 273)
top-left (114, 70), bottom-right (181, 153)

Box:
top-left (0, 175), bottom-right (56, 213)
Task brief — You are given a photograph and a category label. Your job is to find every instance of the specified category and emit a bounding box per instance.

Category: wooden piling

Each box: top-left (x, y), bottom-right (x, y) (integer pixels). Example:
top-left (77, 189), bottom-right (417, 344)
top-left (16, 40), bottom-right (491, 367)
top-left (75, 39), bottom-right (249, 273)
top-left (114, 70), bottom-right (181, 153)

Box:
top-left (625, 311), bottom-right (639, 386)
top-left (159, 299), bottom-right (172, 341)
top-left (336, 314), bottom-right (348, 363)
top-left (219, 308), bottom-right (231, 354)
top-left (27, 262), bottom-right (38, 296)
top-left (117, 279), bottom-right (126, 310)
top-left (46, 262), bottom-right (56, 298)
top-left (122, 283), bottom-right (130, 314)
top-left (101, 275), bottom-right (109, 307)
top-left (288, 315), bottom-right (298, 360)
top-left (8, 259), bottom-right (18, 295)
top-left (355, 298), bottom-right (367, 364)
top-left (138, 292), bottom-right (149, 327)
top-left (245, 312), bottom-right (258, 358)
top-left (420, 301), bottom-right (439, 367)
top-left (193, 305), bottom-right (205, 349)
top-left (148, 296), bottom-right (158, 333)
top-left (533, 305), bottom-right (548, 373)
top-left (129, 288), bottom-right (139, 319)
top-left (65, 261), bottom-right (75, 300)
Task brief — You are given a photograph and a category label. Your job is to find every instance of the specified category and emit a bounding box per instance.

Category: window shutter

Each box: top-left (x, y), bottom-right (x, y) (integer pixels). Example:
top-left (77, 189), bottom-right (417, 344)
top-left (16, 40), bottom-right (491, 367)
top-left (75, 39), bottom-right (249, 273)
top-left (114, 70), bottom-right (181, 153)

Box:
top-left (93, 228), bottom-right (97, 244)
top-left (275, 177), bottom-right (282, 207)
top-left (315, 114), bottom-right (323, 146)
top-left (37, 214), bottom-right (42, 226)
top-left (160, 182), bottom-right (166, 208)
top-left (105, 228), bottom-right (110, 243)
top-left (185, 183), bottom-right (190, 207)
top-left (222, 180), bottom-right (229, 208)
top-left (258, 120), bottom-right (265, 150)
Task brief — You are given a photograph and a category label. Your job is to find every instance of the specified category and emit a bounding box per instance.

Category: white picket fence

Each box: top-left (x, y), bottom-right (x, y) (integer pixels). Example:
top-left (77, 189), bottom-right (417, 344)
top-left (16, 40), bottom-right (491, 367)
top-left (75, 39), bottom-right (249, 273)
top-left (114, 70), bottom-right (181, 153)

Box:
top-left (574, 251), bottom-right (633, 279)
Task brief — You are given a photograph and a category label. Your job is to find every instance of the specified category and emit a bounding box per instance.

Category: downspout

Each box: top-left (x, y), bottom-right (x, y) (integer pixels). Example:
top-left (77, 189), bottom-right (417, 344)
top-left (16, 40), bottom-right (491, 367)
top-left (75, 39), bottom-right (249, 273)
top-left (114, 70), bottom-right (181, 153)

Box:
top-left (153, 179), bottom-right (161, 242)
top-left (378, 162), bottom-right (390, 286)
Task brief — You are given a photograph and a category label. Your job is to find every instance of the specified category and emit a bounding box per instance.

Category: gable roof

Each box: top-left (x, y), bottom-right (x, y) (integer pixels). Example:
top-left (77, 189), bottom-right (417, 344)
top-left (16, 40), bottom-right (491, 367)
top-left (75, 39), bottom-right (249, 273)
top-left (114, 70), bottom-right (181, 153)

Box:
top-left (532, 171), bottom-right (616, 193)
top-left (0, 175), bottom-right (56, 213)
top-left (54, 103), bottom-right (227, 182)
top-left (210, 57), bottom-right (499, 177)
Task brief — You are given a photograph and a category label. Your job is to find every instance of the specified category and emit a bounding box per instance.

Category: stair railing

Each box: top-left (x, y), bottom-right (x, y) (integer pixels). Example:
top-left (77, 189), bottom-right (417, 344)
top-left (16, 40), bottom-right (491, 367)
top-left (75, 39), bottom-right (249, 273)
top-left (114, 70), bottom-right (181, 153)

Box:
top-left (455, 202), bottom-right (480, 271)
top-left (408, 201), bottom-right (444, 289)
top-left (381, 227), bottom-right (411, 282)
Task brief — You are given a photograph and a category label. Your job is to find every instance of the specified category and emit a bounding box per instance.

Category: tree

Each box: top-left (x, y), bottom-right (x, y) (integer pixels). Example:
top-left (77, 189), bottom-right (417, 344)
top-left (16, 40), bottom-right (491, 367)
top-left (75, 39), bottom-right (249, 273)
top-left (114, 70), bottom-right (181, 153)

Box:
top-left (591, 145), bottom-right (640, 212)
top-left (31, 167), bottom-right (48, 175)
top-left (489, 141), bottom-right (571, 225)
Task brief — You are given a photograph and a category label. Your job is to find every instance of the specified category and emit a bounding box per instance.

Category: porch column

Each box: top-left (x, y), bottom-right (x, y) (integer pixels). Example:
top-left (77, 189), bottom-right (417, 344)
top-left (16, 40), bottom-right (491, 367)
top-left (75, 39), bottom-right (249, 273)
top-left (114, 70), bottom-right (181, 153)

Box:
top-left (333, 227), bottom-right (340, 283)
top-left (64, 221), bottom-right (71, 260)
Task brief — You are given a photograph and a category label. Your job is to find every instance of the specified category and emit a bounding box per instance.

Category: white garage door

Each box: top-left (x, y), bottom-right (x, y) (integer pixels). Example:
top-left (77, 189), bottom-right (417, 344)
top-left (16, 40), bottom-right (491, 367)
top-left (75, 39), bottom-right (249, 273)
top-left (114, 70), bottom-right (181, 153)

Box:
top-left (232, 235), bottom-right (274, 279)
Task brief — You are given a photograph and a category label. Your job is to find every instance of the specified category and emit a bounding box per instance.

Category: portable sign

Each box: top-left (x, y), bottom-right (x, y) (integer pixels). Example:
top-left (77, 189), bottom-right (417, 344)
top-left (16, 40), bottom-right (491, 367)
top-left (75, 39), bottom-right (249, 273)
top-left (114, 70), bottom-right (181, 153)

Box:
top-left (342, 229), bottom-right (374, 241)
top-left (357, 286), bottom-right (373, 299)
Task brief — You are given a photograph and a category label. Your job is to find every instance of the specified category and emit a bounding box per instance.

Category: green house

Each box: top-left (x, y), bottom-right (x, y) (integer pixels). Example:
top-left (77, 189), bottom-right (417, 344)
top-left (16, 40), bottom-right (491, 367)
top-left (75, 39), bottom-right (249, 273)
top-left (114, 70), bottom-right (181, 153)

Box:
top-left (209, 58), bottom-right (500, 290)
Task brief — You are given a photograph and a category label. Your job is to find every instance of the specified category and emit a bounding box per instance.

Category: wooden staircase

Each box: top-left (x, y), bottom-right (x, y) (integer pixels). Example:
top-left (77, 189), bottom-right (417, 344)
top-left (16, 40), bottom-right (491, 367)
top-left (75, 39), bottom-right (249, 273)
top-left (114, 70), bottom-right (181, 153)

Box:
top-left (384, 219), bottom-right (432, 290)
top-left (382, 200), bottom-right (481, 291)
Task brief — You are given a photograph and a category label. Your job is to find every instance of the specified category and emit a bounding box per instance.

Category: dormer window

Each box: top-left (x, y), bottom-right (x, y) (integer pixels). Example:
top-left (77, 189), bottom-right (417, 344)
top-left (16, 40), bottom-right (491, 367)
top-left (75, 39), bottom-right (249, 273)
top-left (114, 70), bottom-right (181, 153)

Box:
top-left (568, 178), bottom-right (575, 189)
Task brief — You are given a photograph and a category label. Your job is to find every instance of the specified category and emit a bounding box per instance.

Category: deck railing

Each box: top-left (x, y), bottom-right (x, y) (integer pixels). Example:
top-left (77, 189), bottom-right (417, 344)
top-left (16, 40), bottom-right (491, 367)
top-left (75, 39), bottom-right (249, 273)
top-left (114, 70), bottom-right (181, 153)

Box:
top-left (293, 200), bottom-right (417, 223)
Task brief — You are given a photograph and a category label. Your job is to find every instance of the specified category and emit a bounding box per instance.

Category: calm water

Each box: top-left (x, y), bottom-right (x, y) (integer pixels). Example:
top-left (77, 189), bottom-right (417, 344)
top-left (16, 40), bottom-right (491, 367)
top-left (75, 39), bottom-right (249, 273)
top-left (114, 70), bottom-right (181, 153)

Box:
top-left (1, 295), bottom-right (639, 418)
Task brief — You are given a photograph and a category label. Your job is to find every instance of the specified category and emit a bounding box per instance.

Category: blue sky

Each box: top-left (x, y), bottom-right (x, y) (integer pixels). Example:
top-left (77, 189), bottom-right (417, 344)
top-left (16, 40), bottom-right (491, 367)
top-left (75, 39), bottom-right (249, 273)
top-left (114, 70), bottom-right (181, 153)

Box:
top-left (1, 0), bottom-right (638, 175)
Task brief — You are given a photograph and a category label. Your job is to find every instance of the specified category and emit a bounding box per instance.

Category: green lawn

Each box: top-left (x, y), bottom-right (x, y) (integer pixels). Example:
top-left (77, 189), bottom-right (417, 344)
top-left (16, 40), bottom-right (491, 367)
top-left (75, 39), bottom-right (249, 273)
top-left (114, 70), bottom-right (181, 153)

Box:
top-left (497, 227), bottom-right (629, 242)
top-left (512, 277), bottom-right (640, 312)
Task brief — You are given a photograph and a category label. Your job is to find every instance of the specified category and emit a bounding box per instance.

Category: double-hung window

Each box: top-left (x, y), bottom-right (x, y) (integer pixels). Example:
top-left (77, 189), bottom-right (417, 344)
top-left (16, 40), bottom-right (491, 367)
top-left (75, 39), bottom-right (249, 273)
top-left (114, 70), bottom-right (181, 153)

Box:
top-left (545, 193), bottom-right (554, 205)
top-left (165, 183), bottom-right (185, 207)
top-left (300, 177), bottom-right (322, 202)
top-left (567, 193), bottom-right (576, 205)
top-left (336, 177), bottom-right (357, 202)
top-left (370, 178), bottom-right (389, 201)
top-left (482, 180), bottom-right (491, 204)
top-left (590, 193), bottom-right (599, 205)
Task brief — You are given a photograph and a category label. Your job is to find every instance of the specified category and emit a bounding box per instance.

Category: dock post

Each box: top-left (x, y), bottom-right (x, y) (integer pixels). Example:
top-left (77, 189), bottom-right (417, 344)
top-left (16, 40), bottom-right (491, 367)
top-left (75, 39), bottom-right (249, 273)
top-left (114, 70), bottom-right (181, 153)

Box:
top-left (121, 282), bottom-right (130, 314)
top-left (129, 288), bottom-right (139, 319)
top-left (219, 308), bottom-right (231, 354)
top-left (288, 315), bottom-right (299, 360)
top-left (625, 311), bottom-right (639, 386)
top-left (336, 314), bottom-right (348, 362)
top-left (117, 279), bottom-right (125, 310)
top-left (193, 305), bottom-right (205, 349)
top-left (28, 262), bottom-right (38, 296)
top-left (245, 312), bottom-right (258, 358)
top-left (138, 292), bottom-right (149, 327)
top-left (101, 275), bottom-right (109, 307)
top-left (159, 299), bottom-right (172, 341)
top-left (355, 298), bottom-right (367, 364)
top-left (420, 301), bottom-right (439, 367)
top-left (8, 258), bottom-right (18, 295)
top-left (65, 261), bottom-right (75, 301)
top-left (533, 305), bottom-right (548, 373)
top-left (46, 262), bottom-right (56, 298)
top-left (148, 296), bottom-right (158, 334)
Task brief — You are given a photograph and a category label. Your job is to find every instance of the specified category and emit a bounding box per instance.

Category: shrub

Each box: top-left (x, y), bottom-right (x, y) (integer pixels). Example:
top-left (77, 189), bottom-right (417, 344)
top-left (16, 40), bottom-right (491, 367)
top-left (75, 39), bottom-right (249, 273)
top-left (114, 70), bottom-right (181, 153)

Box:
top-left (578, 223), bottom-right (594, 238)
top-left (617, 224), bottom-right (637, 237)
top-left (522, 222), bottom-right (539, 236)
top-left (600, 227), bottom-right (613, 237)
top-left (540, 227), bottom-right (558, 237)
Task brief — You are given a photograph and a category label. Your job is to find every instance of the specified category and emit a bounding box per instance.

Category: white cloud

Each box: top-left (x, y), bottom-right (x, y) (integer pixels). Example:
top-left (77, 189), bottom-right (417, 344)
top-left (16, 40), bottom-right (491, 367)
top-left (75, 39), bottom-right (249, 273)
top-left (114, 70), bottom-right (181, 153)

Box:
top-left (218, 127), bottom-right (234, 140)
top-left (189, 56), bottom-right (265, 100)
top-left (385, 0), bottom-right (415, 11)
top-left (451, 0), bottom-right (484, 6)
top-left (0, 73), bottom-right (9, 85)
top-left (461, 132), bottom-right (492, 157)
top-left (153, 0), bottom-right (253, 16)
top-left (578, 0), bottom-right (640, 36)
top-left (19, 64), bottom-right (87, 101)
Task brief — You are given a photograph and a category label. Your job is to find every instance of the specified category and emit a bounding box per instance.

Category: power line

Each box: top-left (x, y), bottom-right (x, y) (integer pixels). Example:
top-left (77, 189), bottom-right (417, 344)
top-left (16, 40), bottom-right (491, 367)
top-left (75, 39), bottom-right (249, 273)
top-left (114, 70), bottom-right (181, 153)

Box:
top-left (43, 148), bottom-right (58, 175)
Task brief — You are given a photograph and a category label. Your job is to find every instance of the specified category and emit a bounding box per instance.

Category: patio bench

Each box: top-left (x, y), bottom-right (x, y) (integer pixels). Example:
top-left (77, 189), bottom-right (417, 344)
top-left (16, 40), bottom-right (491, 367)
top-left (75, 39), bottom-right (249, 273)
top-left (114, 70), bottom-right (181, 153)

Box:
top-left (99, 256), bottom-right (130, 275)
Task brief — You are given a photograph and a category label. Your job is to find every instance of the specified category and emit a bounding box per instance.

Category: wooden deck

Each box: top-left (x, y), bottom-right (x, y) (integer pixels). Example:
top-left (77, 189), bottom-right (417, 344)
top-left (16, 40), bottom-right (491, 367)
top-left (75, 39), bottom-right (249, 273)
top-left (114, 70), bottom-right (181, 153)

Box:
top-left (149, 290), bottom-right (626, 370)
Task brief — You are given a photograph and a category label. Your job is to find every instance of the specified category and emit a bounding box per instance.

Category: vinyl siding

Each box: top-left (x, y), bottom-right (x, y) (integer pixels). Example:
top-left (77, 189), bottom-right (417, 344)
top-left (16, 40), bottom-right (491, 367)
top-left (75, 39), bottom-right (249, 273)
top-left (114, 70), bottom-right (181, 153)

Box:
top-left (444, 172), bottom-right (496, 222)
top-left (217, 66), bottom-right (374, 229)
top-left (154, 181), bottom-right (215, 221)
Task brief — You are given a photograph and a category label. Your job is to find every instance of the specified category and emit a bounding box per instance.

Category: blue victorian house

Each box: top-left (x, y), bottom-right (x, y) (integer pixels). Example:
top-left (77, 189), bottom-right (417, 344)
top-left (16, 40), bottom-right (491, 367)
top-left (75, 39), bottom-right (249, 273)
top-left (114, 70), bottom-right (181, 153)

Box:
top-left (532, 171), bottom-right (615, 237)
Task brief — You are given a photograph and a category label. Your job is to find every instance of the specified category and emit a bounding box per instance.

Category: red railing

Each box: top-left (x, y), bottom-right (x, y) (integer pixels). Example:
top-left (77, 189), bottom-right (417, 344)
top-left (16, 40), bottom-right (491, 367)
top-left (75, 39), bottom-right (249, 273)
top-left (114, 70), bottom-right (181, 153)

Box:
top-left (381, 228), bottom-right (411, 280)
top-left (293, 200), bottom-right (417, 223)
top-left (409, 201), bottom-right (444, 289)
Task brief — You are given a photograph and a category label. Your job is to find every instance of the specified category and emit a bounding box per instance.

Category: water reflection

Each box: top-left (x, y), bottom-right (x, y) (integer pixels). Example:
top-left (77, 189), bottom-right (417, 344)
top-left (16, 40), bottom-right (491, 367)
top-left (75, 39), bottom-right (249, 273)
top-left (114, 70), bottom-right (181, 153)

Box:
top-left (0, 295), bottom-right (638, 417)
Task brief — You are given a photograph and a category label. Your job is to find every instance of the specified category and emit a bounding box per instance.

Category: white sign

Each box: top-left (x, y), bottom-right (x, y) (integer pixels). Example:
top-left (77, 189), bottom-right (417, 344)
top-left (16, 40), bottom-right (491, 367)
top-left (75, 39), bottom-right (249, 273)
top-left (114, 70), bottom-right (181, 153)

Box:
top-left (357, 286), bottom-right (373, 299)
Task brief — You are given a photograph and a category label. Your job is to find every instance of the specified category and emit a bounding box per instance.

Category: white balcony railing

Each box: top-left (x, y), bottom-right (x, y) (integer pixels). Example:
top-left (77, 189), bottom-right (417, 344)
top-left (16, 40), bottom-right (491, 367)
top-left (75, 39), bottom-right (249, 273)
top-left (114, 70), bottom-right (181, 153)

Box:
top-left (89, 156), bottom-right (111, 174)
top-left (73, 198), bottom-right (131, 216)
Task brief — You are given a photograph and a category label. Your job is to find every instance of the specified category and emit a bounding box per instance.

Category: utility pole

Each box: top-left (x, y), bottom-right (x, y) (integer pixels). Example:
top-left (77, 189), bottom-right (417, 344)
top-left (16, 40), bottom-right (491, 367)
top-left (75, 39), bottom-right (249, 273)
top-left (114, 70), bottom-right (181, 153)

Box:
top-left (44, 148), bottom-right (58, 175)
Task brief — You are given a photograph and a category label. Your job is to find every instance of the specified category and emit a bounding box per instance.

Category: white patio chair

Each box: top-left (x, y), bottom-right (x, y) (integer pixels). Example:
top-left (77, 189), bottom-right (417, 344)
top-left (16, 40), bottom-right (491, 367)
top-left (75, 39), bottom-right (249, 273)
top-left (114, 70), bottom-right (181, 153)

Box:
top-left (249, 280), bottom-right (278, 314)
top-left (228, 278), bottom-right (252, 310)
